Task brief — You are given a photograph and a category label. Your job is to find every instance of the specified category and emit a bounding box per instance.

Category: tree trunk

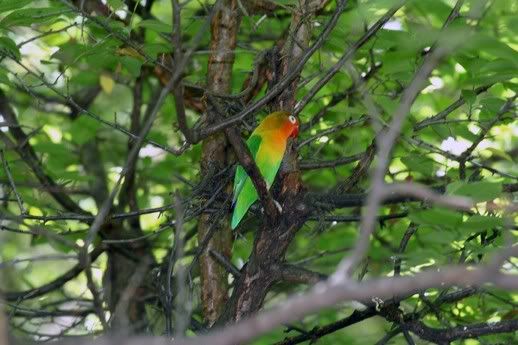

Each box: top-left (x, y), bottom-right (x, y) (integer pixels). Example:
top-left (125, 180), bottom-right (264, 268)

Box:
top-left (198, 0), bottom-right (241, 326)
top-left (219, 0), bottom-right (321, 323)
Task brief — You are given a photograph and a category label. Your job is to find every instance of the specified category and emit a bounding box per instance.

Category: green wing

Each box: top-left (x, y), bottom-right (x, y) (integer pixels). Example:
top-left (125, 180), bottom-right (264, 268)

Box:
top-left (231, 134), bottom-right (262, 229)
top-left (231, 133), bottom-right (286, 230)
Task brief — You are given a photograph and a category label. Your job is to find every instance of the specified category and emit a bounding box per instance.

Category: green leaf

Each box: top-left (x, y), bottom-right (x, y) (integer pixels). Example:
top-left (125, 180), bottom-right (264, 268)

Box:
top-left (461, 89), bottom-right (477, 105)
top-left (99, 74), bottom-right (115, 94)
top-left (137, 19), bottom-right (173, 33)
top-left (467, 72), bottom-right (515, 86)
top-left (411, 0), bottom-right (452, 26)
top-left (400, 154), bottom-right (435, 175)
top-left (0, 0), bottom-right (33, 12)
top-left (447, 181), bottom-right (503, 202)
top-left (51, 42), bottom-right (88, 64)
top-left (419, 225), bottom-right (458, 245)
top-left (472, 35), bottom-right (518, 64)
top-left (452, 124), bottom-right (478, 142)
top-left (486, 148), bottom-right (514, 162)
top-left (479, 58), bottom-right (517, 75)
top-left (409, 207), bottom-right (463, 228)
top-left (0, 68), bottom-right (10, 86)
top-left (480, 97), bottom-right (506, 113)
top-left (504, 16), bottom-right (518, 35)
top-left (479, 98), bottom-right (506, 120)
top-left (69, 116), bottom-right (101, 145)
top-left (107, 0), bottom-right (125, 9)
top-left (382, 51), bottom-right (414, 74)
top-left (145, 305), bottom-right (166, 335)
top-left (120, 56), bottom-right (143, 77)
top-left (0, 36), bottom-right (20, 60)
top-left (460, 215), bottom-right (503, 231)
top-left (0, 7), bottom-right (71, 28)
top-left (143, 43), bottom-right (171, 58)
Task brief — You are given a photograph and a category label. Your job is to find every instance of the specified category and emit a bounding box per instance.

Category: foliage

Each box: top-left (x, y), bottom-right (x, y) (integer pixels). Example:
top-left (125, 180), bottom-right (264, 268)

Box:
top-left (0, 0), bottom-right (516, 344)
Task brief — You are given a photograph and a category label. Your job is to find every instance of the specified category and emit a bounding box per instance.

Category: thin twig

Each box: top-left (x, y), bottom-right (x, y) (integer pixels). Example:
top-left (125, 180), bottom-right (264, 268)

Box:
top-left (0, 150), bottom-right (25, 214)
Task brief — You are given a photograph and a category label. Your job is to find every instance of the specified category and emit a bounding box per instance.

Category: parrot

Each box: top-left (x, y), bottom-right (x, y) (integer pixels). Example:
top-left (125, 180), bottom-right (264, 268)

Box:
top-left (231, 111), bottom-right (300, 229)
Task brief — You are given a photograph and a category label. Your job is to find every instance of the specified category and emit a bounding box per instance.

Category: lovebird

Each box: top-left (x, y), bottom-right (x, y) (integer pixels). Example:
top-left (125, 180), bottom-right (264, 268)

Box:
top-left (231, 111), bottom-right (300, 229)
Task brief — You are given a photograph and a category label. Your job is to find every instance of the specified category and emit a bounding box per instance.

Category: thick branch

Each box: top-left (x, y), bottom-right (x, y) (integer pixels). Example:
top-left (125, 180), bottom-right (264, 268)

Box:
top-left (197, 0), bottom-right (240, 326)
top-left (274, 308), bottom-right (377, 345)
top-left (196, 0), bottom-right (347, 139)
top-left (274, 264), bottom-right (327, 285)
top-left (404, 319), bottom-right (518, 344)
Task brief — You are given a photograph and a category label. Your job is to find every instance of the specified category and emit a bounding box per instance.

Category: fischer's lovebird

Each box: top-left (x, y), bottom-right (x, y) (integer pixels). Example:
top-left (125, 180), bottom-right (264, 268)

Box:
top-left (231, 111), bottom-right (300, 229)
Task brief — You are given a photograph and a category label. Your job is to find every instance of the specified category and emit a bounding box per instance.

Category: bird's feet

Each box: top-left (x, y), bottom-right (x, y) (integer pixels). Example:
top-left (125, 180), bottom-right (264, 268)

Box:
top-left (274, 200), bottom-right (283, 214)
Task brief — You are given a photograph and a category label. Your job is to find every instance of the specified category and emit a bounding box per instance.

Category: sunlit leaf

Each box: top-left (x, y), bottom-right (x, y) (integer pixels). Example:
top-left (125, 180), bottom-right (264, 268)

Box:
top-left (99, 74), bottom-right (115, 94)
top-left (137, 19), bottom-right (173, 33)
top-left (447, 181), bottom-right (503, 202)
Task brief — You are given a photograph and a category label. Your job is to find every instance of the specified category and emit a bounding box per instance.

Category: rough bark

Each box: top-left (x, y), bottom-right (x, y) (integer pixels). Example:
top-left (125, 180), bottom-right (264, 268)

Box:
top-left (0, 297), bottom-right (7, 345)
top-left (197, 0), bottom-right (241, 326)
top-left (219, 0), bottom-right (321, 324)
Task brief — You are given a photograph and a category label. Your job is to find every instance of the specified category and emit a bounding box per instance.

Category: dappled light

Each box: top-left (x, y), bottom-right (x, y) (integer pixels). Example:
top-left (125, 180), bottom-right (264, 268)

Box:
top-left (0, 0), bottom-right (516, 345)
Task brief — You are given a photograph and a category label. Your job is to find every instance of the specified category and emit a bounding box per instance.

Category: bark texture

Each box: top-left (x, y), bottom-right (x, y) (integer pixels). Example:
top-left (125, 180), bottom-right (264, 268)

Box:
top-left (197, 0), bottom-right (241, 325)
top-left (219, 0), bottom-right (321, 324)
top-left (0, 298), bottom-right (7, 345)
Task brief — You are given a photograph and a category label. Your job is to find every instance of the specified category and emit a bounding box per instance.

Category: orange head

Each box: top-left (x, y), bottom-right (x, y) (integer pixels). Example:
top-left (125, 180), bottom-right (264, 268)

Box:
top-left (256, 111), bottom-right (299, 139)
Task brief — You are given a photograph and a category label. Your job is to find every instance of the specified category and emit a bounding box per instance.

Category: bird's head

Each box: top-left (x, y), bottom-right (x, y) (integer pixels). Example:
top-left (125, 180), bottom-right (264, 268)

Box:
top-left (259, 111), bottom-right (299, 139)
top-left (287, 113), bottom-right (299, 138)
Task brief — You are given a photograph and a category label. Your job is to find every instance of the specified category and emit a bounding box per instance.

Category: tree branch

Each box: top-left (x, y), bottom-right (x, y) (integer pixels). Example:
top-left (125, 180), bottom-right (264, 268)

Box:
top-left (207, 97), bottom-right (280, 225)
top-left (403, 318), bottom-right (518, 344)
top-left (274, 308), bottom-right (377, 345)
top-left (274, 264), bottom-right (327, 285)
top-left (196, 0), bottom-right (347, 139)
top-left (293, 0), bottom-right (406, 115)
top-left (1, 246), bottom-right (104, 302)
top-left (0, 90), bottom-right (86, 215)
top-left (413, 84), bottom-right (493, 131)
top-left (333, 1), bottom-right (473, 277)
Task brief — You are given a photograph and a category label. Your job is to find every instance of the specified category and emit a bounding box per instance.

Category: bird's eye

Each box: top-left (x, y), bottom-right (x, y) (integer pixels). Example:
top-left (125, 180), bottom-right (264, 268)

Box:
top-left (288, 115), bottom-right (297, 124)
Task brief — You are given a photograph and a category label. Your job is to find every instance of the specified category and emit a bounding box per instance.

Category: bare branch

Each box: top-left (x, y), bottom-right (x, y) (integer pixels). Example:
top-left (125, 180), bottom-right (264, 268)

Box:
top-left (273, 308), bottom-right (377, 345)
top-left (275, 264), bottom-right (327, 285)
top-left (0, 149), bottom-right (25, 214)
top-left (0, 90), bottom-right (86, 215)
top-left (173, 194), bottom-right (190, 337)
top-left (1, 246), bottom-right (104, 302)
top-left (293, 0), bottom-right (407, 115)
top-left (196, 0), bottom-right (347, 139)
top-left (403, 318), bottom-right (518, 344)
top-left (58, 263), bottom-right (517, 345)
top-left (413, 85), bottom-right (493, 131)
top-left (209, 250), bottom-right (241, 278)
top-left (299, 153), bottom-right (364, 170)
top-left (334, 2), bottom-right (473, 277)
top-left (381, 183), bottom-right (473, 210)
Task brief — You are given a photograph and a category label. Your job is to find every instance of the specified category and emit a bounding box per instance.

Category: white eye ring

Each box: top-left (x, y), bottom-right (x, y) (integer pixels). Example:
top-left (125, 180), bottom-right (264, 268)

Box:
top-left (288, 115), bottom-right (297, 124)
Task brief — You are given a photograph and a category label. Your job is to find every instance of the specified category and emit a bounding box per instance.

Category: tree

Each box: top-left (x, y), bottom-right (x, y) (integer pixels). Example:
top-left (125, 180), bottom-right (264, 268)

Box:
top-left (0, 0), bottom-right (517, 344)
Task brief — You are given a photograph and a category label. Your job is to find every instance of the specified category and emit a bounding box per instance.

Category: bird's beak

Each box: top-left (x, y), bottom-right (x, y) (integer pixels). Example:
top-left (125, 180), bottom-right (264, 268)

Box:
top-left (292, 122), bottom-right (299, 137)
